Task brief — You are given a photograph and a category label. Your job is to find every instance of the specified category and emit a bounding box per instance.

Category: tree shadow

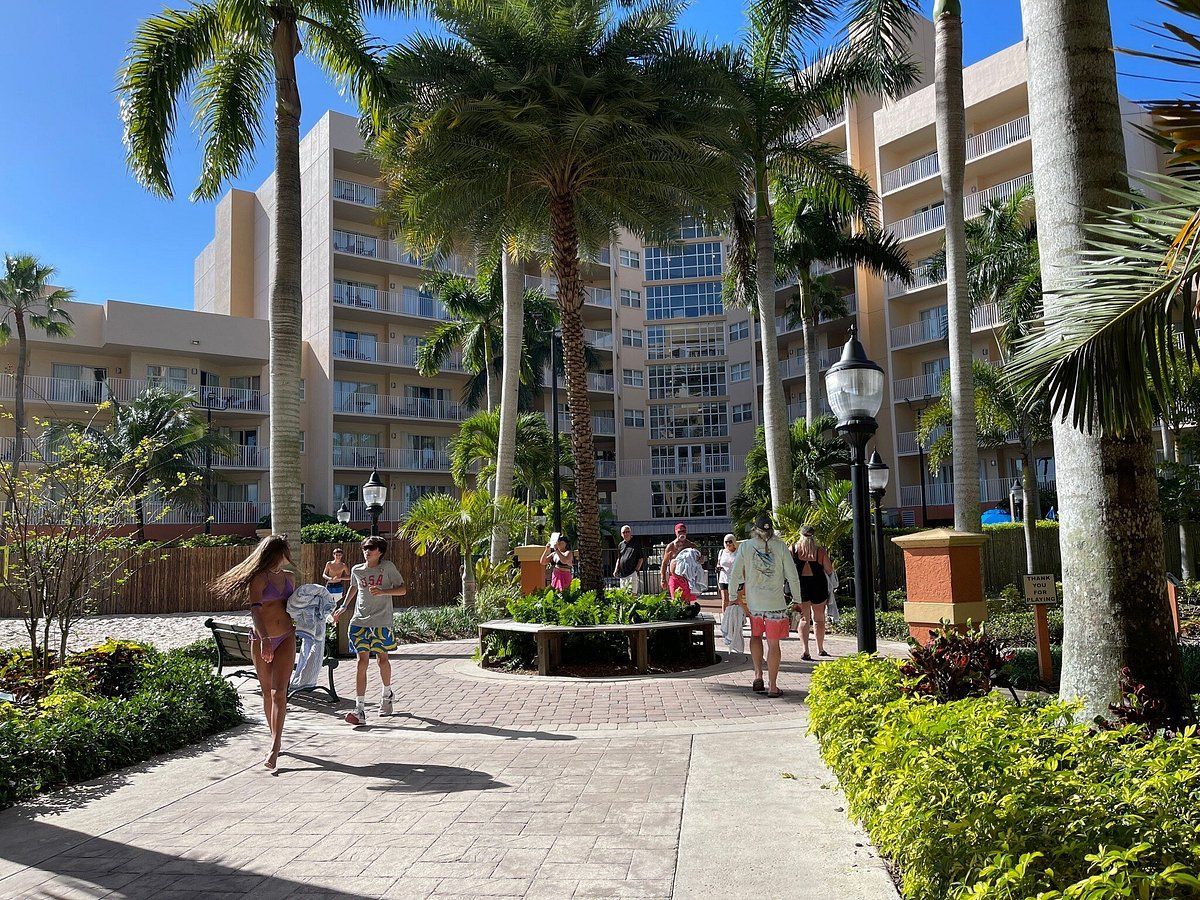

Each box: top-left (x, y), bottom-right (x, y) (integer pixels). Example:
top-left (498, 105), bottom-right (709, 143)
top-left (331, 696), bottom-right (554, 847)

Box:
top-left (387, 711), bottom-right (576, 742)
top-left (0, 819), bottom-right (373, 898)
top-left (272, 752), bottom-right (509, 794)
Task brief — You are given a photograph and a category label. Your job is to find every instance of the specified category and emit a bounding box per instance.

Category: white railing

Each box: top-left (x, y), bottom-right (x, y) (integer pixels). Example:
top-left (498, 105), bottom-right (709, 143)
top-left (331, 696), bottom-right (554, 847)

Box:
top-left (332, 229), bottom-right (473, 275)
top-left (885, 268), bottom-right (945, 300)
top-left (0, 374), bottom-right (266, 414)
top-left (881, 115), bottom-right (1031, 194)
top-left (332, 338), bottom-right (465, 372)
top-left (971, 302), bottom-right (1002, 331)
top-left (583, 328), bottom-right (614, 350)
top-left (524, 275), bottom-right (613, 307)
top-left (892, 372), bottom-right (945, 402)
top-left (619, 454), bottom-right (744, 477)
top-left (332, 446), bottom-right (451, 472)
top-left (886, 173), bottom-right (1034, 243)
top-left (595, 460), bottom-right (617, 478)
top-left (333, 282), bottom-right (452, 321)
top-left (786, 399), bottom-right (833, 420)
top-left (211, 445), bottom-right (265, 469)
top-left (556, 414), bottom-right (616, 435)
top-left (890, 317), bottom-right (946, 350)
top-left (900, 474), bottom-right (1054, 508)
top-left (333, 392), bottom-right (472, 421)
top-left (589, 373), bottom-right (615, 392)
top-left (818, 347), bottom-right (840, 370)
top-left (896, 426), bottom-right (946, 455)
top-left (773, 293), bottom-right (856, 335)
top-left (332, 178), bottom-right (379, 207)
top-left (964, 174), bottom-right (1034, 218)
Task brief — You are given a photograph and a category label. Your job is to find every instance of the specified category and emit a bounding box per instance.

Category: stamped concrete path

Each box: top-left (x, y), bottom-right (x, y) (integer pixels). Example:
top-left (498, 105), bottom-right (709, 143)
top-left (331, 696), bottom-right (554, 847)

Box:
top-left (0, 632), bottom-right (902, 899)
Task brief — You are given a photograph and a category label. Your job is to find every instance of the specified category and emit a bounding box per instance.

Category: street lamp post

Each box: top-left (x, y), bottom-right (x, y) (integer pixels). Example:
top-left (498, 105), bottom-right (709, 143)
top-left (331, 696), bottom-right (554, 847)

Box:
top-left (868, 449), bottom-right (890, 610)
top-left (825, 325), bottom-right (885, 654)
top-left (549, 326), bottom-right (563, 535)
top-left (362, 470), bottom-right (387, 537)
top-left (337, 501), bottom-right (351, 526)
top-left (1009, 479), bottom-right (1020, 523)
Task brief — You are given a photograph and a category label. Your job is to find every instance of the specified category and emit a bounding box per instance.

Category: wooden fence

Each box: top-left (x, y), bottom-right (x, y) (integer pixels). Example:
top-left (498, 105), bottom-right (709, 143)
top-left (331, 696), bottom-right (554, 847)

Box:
top-left (881, 522), bottom-right (1200, 595)
top-left (0, 541), bottom-right (460, 617)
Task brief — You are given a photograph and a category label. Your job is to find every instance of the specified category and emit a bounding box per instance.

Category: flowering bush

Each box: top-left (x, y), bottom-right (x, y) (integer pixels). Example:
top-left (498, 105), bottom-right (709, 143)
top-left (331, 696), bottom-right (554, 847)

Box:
top-left (900, 623), bottom-right (1015, 702)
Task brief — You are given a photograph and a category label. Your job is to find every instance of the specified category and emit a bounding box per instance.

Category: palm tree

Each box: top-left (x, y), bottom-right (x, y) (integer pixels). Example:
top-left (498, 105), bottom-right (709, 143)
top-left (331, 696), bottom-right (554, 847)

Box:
top-left (774, 181), bottom-right (912, 424)
top-left (118, 1), bottom-right (395, 556)
top-left (917, 363), bottom-right (1051, 575)
top-left (731, 418), bottom-right (849, 533)
top-left (372, 0), bottom-right (735, 591)
top-left (400, 489), bottom-right (525, 606)
top-left (721, 0), bottom-right (920, 511)
top-left (54, 387), bottom-right (237, 542)
top-left (774, 480), bottom-right (853, 556)
top-left (418, 269), bottom-right (504, 410)
top-left (0, 255), bottom-right (74, 483)
top-left (931, 0), bottom-right (978, 533)
top-left (1013, 0), bottom-right (1189, 722)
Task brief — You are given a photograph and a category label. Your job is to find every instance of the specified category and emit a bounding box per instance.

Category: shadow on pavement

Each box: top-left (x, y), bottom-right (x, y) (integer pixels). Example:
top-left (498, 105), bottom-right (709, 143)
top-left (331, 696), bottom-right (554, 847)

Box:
top-left (390, 712), bottom-right (576, 741)
top-left (273, 752), bottom-right (509, 794)
top-left (0, 819), bottom-right (374, 899)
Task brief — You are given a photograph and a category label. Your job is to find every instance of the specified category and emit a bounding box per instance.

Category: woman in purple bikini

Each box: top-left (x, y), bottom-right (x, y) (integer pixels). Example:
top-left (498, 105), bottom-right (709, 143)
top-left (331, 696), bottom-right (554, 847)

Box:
top-left (211, 534), bottom-right (296, 769)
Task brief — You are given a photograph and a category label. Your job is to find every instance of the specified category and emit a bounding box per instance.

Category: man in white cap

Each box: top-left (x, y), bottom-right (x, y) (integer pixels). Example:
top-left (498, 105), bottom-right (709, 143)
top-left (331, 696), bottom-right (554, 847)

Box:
top-left (727, 512), bottom-right (801, 698)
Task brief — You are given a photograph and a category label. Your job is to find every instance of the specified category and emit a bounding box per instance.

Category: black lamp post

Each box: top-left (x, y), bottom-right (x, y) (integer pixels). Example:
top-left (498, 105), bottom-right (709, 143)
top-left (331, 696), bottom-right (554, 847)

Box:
top-left (362, 469), bottom-right (387, 537)
top-left (202, 395), bottom-right (230, 534)
top-left (336, 501), bottom-right (351, 527)
top-left (825, 325), bottom-right (885, 654)
top-left (549, 326), bottom-right (563, 535)
top-left (868, 449), bottom-right (890, 610)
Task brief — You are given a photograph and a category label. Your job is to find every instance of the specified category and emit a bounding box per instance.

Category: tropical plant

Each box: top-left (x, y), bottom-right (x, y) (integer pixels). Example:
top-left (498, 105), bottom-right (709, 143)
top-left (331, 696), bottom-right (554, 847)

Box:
top-left (51, 387), bottom-right (236, 542)
top-left (118, 0), bottom-right (397, 557)
top-left (1015, 0), bottom-right (1189, 722)
top-left (720, 0), bottom-right (919, 512)
top-left (399, 489), bottom-right (525, 606)
top-left (372, 0), bottom-right (736, 591)
top-left (918, 363), bottom-right (1051, 576)
top-left (731, 418), bottom-right (849, 533)
top-left (774, 181), bottom-right (912, 425)
top-left (0, 254), bottom-right (74, 483)
top-left (773, 479), bottom-right (853, 562)
top-left (1157, 360), bottom-right (1200, 579)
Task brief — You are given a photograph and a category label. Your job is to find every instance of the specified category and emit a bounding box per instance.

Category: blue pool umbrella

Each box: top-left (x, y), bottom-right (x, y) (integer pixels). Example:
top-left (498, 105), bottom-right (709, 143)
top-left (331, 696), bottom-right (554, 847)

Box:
top-left (981, 508), bottom-right (1013, 524)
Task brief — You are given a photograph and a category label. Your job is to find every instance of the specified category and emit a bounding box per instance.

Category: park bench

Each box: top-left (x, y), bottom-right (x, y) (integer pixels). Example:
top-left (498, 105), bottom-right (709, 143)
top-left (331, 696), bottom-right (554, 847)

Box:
top-left (204, 618), bottom-right (340, 702)
top-left (479, 616), bottom-right (717, 676)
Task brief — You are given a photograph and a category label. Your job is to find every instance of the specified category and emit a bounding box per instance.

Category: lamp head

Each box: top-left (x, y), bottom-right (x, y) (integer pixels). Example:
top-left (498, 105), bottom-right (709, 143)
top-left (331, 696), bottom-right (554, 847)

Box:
top-left (363, 469), bottom-right (387, 508)
top-left (825, 325), bottom-right (885, 423)
top-left (867, 449), bottom-right (890, 494)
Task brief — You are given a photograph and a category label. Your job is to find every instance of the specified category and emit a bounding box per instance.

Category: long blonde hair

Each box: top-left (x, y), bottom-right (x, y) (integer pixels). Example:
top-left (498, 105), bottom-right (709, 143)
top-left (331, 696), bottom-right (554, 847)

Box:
top-left (794, 531), bottom-right (819, 560)
top-left (210, 535), bottom-right (292, 606)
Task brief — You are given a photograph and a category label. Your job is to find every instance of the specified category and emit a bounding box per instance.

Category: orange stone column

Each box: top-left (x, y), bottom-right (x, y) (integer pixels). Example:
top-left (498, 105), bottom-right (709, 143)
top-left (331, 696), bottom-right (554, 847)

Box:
top-left (892, 528), bottom-right (989, 643)
top-left (514, 545), bottom-right (548, 596)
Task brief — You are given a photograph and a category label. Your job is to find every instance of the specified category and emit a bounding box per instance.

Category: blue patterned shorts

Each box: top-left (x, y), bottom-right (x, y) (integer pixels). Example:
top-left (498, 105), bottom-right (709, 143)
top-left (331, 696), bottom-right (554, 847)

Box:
top-left (348, 625), bottom-right (398, 655)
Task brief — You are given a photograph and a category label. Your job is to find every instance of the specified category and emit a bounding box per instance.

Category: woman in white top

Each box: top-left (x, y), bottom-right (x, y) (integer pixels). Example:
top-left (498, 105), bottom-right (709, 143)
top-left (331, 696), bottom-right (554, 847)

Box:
top-left (716, 533), bottom-right (738, 611)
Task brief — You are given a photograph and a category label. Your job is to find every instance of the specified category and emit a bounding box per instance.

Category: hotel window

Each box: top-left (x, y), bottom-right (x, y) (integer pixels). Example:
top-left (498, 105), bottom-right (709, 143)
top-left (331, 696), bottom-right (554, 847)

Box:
top-left (646, 323), bottom-right (725, 360)
top-left (621, 328), bottom-right (644, 348)
top-left (334, 279), bottom-right (379, 308)
top-left (650, 478), bottom-right (728, 518)
top-left (732, 402), bottom-right (753, 423)
top-left (623, 409), bottom-right (645, 427)
top-left (619, 248), bottom-right (641, 269)
top-left (678, 215), bottom-right (719, 240)
top-left (333, 329), bottom-right (378, 361)
top-left (649, 402), bottom-right (728, 440)
top-left (405, 484), bottom-right (452, 504)
top-left (730, 361), bottom-right (751, 383)
top-left (651, 443), bottom-right (730, 475)
top-left (147, 365), bottom-right (188, 392)
top-left (333, 483), bottom-right (359, 504)
top-left (647, 362), bottom-right (727, 400)
top-left (298, 431), bottom-right (305, 453)
top-left (644, 241), bottom-right (722, 281)
top-left (334, 380), bottom-right (378, 415)
top-left (729, 320), bottom-right (749, 342)
top-left (646, 281), bottom-right (723, 321)
top-left (620, 288), bottom-right (642, 308)
top-left (622, 368), bottom-right (644, 388)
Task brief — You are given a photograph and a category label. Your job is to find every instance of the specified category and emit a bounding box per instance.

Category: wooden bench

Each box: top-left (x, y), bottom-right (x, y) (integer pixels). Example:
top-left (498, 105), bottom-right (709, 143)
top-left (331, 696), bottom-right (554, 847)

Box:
top-left (204, 618), bottom-right (340, 702)
top-left (479, 616), bottom-right (717, 676)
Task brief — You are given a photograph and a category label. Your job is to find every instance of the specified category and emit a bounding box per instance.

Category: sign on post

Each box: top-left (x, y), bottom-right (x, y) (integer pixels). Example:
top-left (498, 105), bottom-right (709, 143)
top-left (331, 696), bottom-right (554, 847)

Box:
top-left (1022, 574), bottom-right (1057, 685)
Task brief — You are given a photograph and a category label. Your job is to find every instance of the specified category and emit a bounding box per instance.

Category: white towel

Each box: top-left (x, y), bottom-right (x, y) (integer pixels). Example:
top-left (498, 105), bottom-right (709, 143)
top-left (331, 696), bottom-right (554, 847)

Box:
top-left (287, 583), bottom-right (336, 690)
top-left (721, 604), bottom-right (746, 653)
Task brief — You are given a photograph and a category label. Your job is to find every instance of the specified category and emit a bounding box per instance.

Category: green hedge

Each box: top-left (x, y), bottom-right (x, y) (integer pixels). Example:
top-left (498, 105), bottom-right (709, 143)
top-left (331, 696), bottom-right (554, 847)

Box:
top-left (0, 646), bottom-right (241, 808)
top-left (830, 608), bottom-right (1064, 648)
top-left (808, 655), bottom-right (1200, 898)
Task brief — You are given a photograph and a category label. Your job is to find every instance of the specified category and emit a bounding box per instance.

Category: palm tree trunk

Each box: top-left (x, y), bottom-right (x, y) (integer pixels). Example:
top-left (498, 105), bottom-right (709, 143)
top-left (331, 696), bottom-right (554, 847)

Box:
top-left (268, 15), bottom-right (304, 560)
top-left (11, 313), bottom-right (28, 486)
top-left (755, 176), bottom-right (794, 510)
top-left (491, 251), bottom-right (525, 562)
top-left (1022, 0), bottom-right (1189, 721)
top-left (484, 340), bottom-right (498, 412)
top-left (549, 194), bottom-right (602, 592)
top-left (799, 273), bottom-right (819, 427)
top-left (1020, 450), bottom-right (1037, 575)
top-left (935, 1), bottom-right (980, 533)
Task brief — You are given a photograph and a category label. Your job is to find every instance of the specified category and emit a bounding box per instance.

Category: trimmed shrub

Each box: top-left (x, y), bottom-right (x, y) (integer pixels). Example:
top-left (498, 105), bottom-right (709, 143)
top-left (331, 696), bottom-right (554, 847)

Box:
top-left (506, 584), bottom-right (687, 626)
top-left (176, 533), bottom-right (249, 548)
top-left (0, 651), bottom-right (241, 808)
top-left (299, 522), bottom-right (364, 544)
top-left (392, 605), bottom-right (481, 642)
top-left (830, 608), bottom-right (1062, 648)
top-left (809, 654), bottom-right (1200, 899)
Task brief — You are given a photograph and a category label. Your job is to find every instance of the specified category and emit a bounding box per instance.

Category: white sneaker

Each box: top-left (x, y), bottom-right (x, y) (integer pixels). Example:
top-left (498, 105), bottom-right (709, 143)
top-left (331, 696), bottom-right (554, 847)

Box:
top-left (345, 703), bottom-right (366, 726)
top-left (380, 693), bottom-right (394, 716)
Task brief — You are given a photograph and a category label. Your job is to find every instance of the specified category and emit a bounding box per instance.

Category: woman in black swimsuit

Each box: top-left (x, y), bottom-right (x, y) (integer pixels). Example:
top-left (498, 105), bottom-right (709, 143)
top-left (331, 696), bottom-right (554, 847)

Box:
top-left (792, 525), bottom-right (834, 661)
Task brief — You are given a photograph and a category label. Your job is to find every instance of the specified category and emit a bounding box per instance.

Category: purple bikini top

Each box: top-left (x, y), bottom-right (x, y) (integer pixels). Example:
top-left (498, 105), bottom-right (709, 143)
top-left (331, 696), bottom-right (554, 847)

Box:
top-left (253, 575), bottom-right (293, 608)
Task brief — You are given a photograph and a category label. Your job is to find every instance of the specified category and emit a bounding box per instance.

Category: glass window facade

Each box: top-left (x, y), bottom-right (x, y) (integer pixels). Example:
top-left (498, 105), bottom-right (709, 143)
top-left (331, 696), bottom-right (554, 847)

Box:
top-left (649, 403), bottom-right (728, 439)
top-left (651, 478), bottom-right (728, 518)
top-left (729, 320), bottom-right (749, 342)
top-left (620, 288), bottom-right (641, 308)
top-left (730, 361), bottom-right (751, 383)
top-left (732, 401), bottom-right (753, 423)
top-left (646, 323), bottom-right (725, 360)
top-left (619, 248), bottom-right (641, 268)
top-left (647, 363), bottom-right (727, 400)
top-left (650, 443), bottom-right (731, 475)
top-left (620, 328), bottom-right (644, 348)
top-left (622, 368), bottom-right (644, 388)
top-left (646, 282), bottom-right (724, 321)
top-left (623, 409), bottom-right (645, 427)
top-left (645, 242), bottom-right (722, 282)
top-left (678, 215), bottom-right (720, 240)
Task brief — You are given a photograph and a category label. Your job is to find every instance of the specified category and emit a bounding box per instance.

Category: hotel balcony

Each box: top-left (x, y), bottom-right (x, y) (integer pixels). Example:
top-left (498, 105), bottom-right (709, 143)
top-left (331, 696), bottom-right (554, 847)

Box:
top-left (900, 476), bottom-right (1055, 508)
top-left (885, 173), bottom-right (1033, 243)
top-left (880, 115), bottom-right (1031, 195)
top-left (583, 328), bottom-right (614, 351)
top-left (556, 414), bottom-right (617, 436)
top-left (333, 392), bottom-right (474, 422)
top-left (0, 374), bottom-right (266, 414)
top-left (757, 347), bottom-right (841, 383)
top-left (888, 302), bottom-right (1002, 350)
top-left (332, 229), bottom-right (473, 275)
top-left (524, 275), bottom-right (614, 308)
top-left (333, 282), bottom-right (452, 322)
top-left (618, 455), bottom-right (745, 477)
top-left (332, 338), bottom-right (464, 373)
top-left (332, 445), bottom-right (452, 473)
top-left (332, 178), bottom-right (379, 207)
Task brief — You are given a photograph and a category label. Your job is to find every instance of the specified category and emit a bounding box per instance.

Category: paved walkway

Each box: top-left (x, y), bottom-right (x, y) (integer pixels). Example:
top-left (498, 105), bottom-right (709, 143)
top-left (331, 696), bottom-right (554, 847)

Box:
top-left (0, 632), bottom-right (902, 899)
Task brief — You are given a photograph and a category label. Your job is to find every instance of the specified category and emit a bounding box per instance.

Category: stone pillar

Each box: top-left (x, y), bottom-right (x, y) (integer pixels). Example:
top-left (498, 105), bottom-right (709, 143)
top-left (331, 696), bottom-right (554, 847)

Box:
top-left (514, 545), bottom-right (548, 596)
top-left (892, 528), bottom-right (988, 642)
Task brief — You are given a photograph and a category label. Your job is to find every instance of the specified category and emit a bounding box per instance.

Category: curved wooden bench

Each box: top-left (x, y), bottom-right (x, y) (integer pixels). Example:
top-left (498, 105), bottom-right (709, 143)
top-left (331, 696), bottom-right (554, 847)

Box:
top-left (479, 616), bottom-right (717, 676)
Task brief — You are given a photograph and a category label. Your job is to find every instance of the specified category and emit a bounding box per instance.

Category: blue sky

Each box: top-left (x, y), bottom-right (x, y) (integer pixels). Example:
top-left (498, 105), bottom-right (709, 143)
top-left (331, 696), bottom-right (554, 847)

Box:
top-left (0, 1), bottom-right (1190, 310)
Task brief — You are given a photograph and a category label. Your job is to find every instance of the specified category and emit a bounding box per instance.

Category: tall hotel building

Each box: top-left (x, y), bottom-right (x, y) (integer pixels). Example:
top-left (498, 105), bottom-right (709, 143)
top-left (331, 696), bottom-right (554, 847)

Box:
top-left (0, 19), bottom-right (1166, 537)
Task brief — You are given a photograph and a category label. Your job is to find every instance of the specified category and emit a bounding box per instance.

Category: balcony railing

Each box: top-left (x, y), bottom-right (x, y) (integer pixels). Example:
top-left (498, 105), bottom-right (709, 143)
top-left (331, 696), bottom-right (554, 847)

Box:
top-left (211, 445), bottom-right (265, 469)
top-left (618, 454), bottom-right (745, 477)
top-left (892, 372), bottom-right (945, 402)
top-left (786, 399), bottom-right (833, 420)
top-left (881, 115), bottom-right (1031, 193)
top-left (557, 414), bottom-right (617, 435)
top-left (896, 426), bottom-right (946, 455)
top-left (889, 302), bottom-right (1003, 350)
top-left (885, 268), bottom-right (946, 300)
top-left (0, 374), bottom-right (266, 413)
top-left (595, 460), bottom-right (617, 478)
top-left (886, 173), bottom-right (1033, 243)
top-left (333, 392), bottom-right (472, 421)
top-left (900, 475), bottom-right (1055, 508)
top-left (332, 446), bottom-right (451, 472)
top-left (583, 328), bottom-right (614, 350)
top-left (332, 178), bottom-right (379, 207)
top-left (589, 373), bottom-right (615, 392)
top-left (774, 293), bottom-right (857, 335)
top-left (333, 282), bottom-right (452, 321)
top-left (332, 229), bottom-right (473, 274)
top-left (332, 338), bottom-right (465, 372)
top-left (523, 275), bottom-right (613, 307)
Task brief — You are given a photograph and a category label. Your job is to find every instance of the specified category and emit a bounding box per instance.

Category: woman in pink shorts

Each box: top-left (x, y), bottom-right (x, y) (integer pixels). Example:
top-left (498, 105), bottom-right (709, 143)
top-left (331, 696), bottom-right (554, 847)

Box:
top-left (541, 537), bottom-right (575, 592)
